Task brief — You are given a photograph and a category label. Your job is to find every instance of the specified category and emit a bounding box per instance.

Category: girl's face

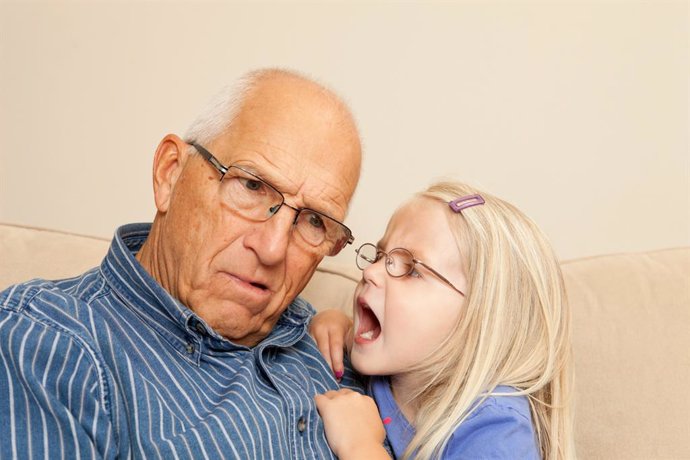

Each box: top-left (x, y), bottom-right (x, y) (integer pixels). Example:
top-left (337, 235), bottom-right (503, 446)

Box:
top-left (350, 197), bottom-right (467, 377)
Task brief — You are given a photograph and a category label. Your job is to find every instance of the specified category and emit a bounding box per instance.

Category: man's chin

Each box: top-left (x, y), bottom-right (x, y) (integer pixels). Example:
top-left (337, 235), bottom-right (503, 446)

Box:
top-left (216, 319), bottom-right (280, 347)
top-left (202, 300), bottom-right (287, 345)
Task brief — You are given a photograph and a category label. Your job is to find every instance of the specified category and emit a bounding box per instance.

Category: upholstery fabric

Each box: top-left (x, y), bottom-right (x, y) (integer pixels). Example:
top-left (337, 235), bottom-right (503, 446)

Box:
top-left (563, 249), bottom-right (690, 459)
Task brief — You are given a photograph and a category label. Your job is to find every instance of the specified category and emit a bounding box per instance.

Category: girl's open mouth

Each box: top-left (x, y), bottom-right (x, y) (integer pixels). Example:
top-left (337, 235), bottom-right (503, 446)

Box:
top-left (354, 298), bottom-right (381, 344)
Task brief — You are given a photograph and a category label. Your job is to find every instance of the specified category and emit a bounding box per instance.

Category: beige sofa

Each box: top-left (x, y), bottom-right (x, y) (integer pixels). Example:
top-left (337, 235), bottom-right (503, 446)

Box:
top-left (1, 223), bottom-right (688, 459)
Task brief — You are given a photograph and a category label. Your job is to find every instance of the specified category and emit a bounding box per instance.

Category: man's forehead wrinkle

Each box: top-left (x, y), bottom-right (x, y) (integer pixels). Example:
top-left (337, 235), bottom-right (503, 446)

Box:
top-left (297, 180), bottom-right (350, 218)
top-left (195, 121), bottom-right (339, 219)
top-left (286, 163), bottom-right (351, 219)
top-left (238, 151), bottom-right (300, 195)
top-left (229, 145), bottom-right (351, 220)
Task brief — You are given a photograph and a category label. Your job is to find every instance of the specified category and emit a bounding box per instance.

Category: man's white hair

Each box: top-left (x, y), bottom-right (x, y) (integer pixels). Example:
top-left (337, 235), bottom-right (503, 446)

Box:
top-left (183, 68), bottom-right (349, 149)
top-left (183, 70), bottom-right (260, 146)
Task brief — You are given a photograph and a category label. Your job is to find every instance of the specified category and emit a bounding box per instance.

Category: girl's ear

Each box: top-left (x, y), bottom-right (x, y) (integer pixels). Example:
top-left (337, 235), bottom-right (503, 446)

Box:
top-left (151, 134), bottom-right (188, 213)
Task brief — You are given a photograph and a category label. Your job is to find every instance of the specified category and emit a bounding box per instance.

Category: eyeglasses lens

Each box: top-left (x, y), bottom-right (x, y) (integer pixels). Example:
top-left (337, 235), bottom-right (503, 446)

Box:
top-left (356, 245), bottom-right (415, 277)
top-left (387, 249), bottom-right (414, 277)
top-left (356, 244), bottom-right (377, 270)
top-left (222, 172), bottom-right (282, 218)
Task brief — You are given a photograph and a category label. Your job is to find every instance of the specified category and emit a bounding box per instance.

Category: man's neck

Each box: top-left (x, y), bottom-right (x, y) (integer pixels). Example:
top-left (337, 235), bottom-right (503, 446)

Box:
top-left (135, 219), bottom-right (172, 296)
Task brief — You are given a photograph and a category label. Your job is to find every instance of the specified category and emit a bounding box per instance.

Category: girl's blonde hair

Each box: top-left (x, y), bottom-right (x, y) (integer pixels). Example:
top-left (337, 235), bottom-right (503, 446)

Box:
top-left (404, 181), bottom-right (575, 459)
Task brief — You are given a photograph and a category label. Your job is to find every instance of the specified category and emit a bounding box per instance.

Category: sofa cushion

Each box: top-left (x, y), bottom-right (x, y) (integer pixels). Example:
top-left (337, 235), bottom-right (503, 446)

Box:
top-left (563, 248), bottom-right (690, 459)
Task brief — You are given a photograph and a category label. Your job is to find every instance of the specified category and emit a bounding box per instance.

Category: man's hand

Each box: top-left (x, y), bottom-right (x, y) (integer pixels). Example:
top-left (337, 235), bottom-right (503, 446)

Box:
top-left (315, 389), bottom-right (389, 460)
top-left (309, 309), bottom-right (353, 380)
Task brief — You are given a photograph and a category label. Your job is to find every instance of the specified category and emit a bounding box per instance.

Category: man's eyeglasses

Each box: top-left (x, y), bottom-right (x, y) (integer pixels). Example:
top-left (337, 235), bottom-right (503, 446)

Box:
top-left (190, 142), bottom-right (354, 256)
top-left (355, 243), bottom-right (465, 296)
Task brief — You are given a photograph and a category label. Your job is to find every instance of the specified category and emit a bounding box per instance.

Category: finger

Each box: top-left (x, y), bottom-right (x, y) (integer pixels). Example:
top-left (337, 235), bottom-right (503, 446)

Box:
top-left (315, 392), bottom-right (339, 411)
top-left (317, 388), bottom-right (353, 401)
top-left (314, 394), bottom-right (330, 414)
top-left (345, 327), bottom-right (354, 354)
top-left (316, 390), bottom-right (340, 400)
top-left (330, 338), bottom-right (345, 378)
top-left (313, 330), bottom-right (334, 371)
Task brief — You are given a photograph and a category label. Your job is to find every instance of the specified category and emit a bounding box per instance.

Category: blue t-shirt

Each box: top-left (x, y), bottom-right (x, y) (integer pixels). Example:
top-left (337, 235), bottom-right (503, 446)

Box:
top-left (370, 376), bottom-right (540, 459)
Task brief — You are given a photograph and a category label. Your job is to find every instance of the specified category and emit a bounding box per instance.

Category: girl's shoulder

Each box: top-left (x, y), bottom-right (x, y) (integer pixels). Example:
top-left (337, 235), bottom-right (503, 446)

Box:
top-left (465, 385), bottom-right (533, 423)
top-left (443, 386), bottom-right (540, 459)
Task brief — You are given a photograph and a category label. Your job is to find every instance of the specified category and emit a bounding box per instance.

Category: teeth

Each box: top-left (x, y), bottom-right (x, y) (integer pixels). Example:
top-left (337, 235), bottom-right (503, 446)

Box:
top-left (360, 330), bottom-right (374, 340)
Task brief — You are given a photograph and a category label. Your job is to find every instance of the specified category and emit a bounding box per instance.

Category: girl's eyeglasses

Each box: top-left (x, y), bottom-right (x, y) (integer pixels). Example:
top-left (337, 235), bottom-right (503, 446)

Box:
top-left (355, 243), bottom-right (465, 296)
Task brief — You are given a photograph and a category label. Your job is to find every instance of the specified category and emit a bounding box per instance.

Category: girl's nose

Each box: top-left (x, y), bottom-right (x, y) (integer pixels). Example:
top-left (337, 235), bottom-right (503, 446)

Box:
top-left (362, 255), bottom-right (386, 287)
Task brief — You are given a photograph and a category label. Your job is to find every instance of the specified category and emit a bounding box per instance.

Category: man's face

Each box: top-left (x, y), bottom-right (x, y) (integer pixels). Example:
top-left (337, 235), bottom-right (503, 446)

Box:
top-left (150, 79), bottom-right (361, 346)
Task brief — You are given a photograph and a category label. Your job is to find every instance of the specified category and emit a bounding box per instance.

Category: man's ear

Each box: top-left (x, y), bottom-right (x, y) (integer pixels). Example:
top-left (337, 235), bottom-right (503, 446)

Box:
top-left (152, 134), bottom-right (189, 213)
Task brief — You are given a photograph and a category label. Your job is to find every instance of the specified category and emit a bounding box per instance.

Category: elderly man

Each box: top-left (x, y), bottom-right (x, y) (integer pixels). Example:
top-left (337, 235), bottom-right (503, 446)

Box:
top-left (0, 69), bottom-right (363, 458)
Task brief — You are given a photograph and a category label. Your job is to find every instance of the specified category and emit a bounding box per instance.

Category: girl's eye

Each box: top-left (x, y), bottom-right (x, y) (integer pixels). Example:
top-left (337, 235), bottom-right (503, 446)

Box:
top-left (408, 267), bottom-right (422, 278)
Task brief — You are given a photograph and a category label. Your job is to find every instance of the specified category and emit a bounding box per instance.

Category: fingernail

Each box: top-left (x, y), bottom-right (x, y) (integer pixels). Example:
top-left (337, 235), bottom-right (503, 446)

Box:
top-left (382, 417), bottom-right (392, 425)
top-left (335, 370), bottom-right (344, 379)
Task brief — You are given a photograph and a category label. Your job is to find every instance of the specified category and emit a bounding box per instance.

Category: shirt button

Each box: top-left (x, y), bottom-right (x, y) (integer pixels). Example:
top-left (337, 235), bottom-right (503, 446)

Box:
top-left (194, 322), bottom-right (205, 334)
top-left (186, 343), bottom-right (195, 354)
top-left (297, 416), bottom-right (306, 433)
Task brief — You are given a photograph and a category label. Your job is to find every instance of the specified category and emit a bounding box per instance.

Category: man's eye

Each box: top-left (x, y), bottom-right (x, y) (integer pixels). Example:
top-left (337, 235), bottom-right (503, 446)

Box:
top-left (242, 179), bottom-right (264, 192)
top-left (307, 213), bottom-right (325, 229)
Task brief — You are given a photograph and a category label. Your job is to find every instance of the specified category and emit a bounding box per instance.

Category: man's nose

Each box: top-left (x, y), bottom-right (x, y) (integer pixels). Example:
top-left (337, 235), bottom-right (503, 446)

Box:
top-left (244, 205), bottom-right (295, 266)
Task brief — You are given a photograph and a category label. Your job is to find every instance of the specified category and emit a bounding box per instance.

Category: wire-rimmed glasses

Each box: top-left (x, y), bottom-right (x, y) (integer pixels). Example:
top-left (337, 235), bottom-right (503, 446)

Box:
top-left (355, 243), bottom-right (465, 296)
top-left (190, 142), bottom-right (354, 256)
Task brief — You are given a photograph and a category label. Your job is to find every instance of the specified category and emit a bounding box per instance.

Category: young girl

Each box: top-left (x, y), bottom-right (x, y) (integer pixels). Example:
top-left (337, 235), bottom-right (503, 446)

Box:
top-left (312, 181), bottom-right (574, 459)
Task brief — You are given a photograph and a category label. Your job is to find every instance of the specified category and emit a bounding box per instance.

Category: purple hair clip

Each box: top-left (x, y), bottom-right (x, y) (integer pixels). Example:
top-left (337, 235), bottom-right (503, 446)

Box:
top-left (448, 194), bottom-right (485, 213)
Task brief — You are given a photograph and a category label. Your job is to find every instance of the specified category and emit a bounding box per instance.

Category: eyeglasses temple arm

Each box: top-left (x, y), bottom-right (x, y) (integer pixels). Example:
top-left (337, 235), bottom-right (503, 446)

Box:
top-left (416, 260), bottom-right (465, 297)
top-left (190, 142), bottom-right (228, 176)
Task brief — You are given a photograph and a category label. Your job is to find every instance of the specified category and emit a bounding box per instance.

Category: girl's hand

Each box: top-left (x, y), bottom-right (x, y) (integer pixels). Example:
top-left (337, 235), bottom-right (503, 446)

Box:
top-left (315, 389), bottom-right (389, 460)
top-left (309, 309), bottom-right (353, 380)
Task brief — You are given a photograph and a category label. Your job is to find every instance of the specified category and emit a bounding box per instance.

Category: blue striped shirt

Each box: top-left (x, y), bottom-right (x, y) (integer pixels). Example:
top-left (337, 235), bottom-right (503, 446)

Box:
top-left (0, 223), bottom-right (363, 459)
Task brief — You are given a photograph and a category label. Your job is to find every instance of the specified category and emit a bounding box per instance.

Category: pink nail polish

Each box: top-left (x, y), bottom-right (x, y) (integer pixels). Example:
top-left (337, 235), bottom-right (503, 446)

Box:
top-left (335, 370), bottom-right (344, 379)
top-left (382, 417), bottom-right (392, 425)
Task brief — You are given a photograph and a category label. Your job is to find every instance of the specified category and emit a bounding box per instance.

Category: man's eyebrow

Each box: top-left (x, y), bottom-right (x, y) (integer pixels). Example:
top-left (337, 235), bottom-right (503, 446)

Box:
top-left (233, 163), bottom-right (288, 192)
top-left (232, 162), bottom-right (268, 180)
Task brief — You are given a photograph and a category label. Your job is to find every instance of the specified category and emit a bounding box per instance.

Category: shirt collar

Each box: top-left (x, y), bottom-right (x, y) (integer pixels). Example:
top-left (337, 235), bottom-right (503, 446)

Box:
top-left (100, 223), bottom-right (314, 353)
